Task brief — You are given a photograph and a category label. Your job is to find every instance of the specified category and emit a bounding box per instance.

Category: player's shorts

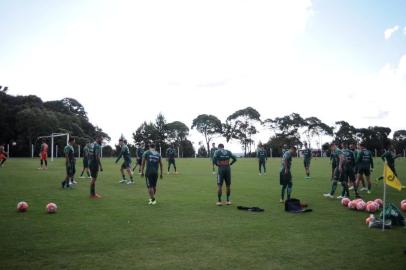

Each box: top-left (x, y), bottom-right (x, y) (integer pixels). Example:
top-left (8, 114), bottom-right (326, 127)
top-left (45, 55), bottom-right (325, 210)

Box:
top-left (89, 162), bottom-right (99, 178)
top-left (0, 153), bottom-right (6, 160)
top-left (258, 159), bottom-right (266, 165)
top-left (333, 167), bottom-right (346, 182)
top-left (83, 158), bottom-right (89, 168)
top-left (280, 171), bottom-right (292, 186)
top-left (40, 152), bottom-right (47, 160)
top-left (353, 165), bottom-right (359, 174)
top-left (66, 162), bottom-right (76, 177)
top-left (304, 159), bottom-right (311, 168)
top-left (121, 160), bottom-right (131, 170)
top-left (344, 166), bottom-right (355, 182)
top-left (145, 172), bottom-right (158, 188)
top-left (357, 166), bottom-right (371, 176)
top-left (137, 158), bottom-right (142, 166)
top-left (217, 167), bottom-right (231, 186)
top-left (168, 158), bottom-right (176, 165)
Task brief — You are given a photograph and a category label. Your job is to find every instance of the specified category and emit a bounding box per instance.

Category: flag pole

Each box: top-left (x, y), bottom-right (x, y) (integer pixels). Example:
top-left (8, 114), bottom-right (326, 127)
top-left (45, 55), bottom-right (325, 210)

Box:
top-left (382, 163), bottom-right (386, 231)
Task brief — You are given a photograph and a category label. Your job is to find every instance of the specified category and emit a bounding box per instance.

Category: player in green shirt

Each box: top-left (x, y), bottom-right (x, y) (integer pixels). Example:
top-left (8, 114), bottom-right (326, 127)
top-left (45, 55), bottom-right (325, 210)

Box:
top-left (62, 137), bottom-right (76, 188)
top-left (280, 146), bottom-right (296, 202)
top-left (302, 142), bottom-right (312, 179)
top-left (116, 139), bottom-right (134, 184)
top-left (210, 142), bottom-right (217, 174)
top-left (378, 142), bottom-right (400, 180)
top-left (356, 143), bottom-right (374, 194)
top-left (80, 143), bottom-right (91, 178)
top-left (324, 143), bottom-right (348, 199)
top-left (256, 144), bottom-right (267, 175)
top-left (213, 143), bottom-right (237, 206)
top-left (88, 136), bottom-right (103, 198)
top-left (341, 143), bottom-right (361, 198)
top-left (166, 145), bottom-right (177, 174)
top-left (141, 143), bottom-right (163, 205)
top-left (329, 146), bottom-right (338, 180)
top-left (133, 143), bottom-right (145, 174)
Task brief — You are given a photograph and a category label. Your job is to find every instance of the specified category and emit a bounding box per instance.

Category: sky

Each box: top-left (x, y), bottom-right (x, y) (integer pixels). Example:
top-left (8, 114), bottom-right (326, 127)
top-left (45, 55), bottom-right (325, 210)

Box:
top-left (1, 0), bottom-right (405, 152)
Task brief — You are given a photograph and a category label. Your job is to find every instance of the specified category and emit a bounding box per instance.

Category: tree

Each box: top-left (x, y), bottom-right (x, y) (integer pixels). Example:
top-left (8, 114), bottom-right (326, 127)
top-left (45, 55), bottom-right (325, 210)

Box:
top-left (303, 117), bottom-right (333, 145)
top-left (263, 134), bottom-right (301, 157)
top-left (393, 130), bottom-right (406, 154)
top-left (191, 114), bottom-right (222, 157)
top-left (132, 121), bottom-right (161, 146)
top-left (197, 143), bottom-right (208, 157)
top-left (224, 107), bottom-right (261, 156)
top-left (356, 126), bottom-right (391, 155)
top-left (334, 121), bottom-right (357, 144)
top-left (265, 113), bottom-right (305, 149)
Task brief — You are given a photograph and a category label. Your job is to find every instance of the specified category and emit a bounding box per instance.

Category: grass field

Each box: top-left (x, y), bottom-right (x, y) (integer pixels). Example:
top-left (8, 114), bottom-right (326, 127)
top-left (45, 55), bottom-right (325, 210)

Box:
top-left (0, 157), bottom-right (406, 270)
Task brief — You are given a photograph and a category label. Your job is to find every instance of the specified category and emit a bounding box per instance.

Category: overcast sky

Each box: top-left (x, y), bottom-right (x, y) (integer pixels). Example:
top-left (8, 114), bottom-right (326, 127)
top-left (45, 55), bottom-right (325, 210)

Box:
top-left (1, 0), bottom-right (405, 152)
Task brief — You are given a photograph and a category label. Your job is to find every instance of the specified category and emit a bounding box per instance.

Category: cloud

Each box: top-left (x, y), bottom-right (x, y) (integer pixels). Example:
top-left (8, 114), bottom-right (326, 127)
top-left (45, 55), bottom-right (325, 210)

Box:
top-left (384, 25), bottom-right (399, 39)
top-left (363, 111), bottom-right (389, 120)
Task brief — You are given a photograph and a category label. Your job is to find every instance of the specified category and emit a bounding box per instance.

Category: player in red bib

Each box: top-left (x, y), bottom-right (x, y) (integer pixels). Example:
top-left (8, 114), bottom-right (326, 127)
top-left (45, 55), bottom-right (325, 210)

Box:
top-left (39, 140), bottom-right (49, 170)
top-left (0, 144), bottom-right (8, 167)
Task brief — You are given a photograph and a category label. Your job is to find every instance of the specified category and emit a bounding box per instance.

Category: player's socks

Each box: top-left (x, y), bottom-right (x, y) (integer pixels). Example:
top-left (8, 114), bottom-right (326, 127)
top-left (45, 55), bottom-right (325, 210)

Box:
top-left (218, 194), bottom-right (222, 202)
top-left (90, 183), bottom-right (95, 196)
top-left (281, 186), bottom-right (286, 201)
top-left (330, 181), bottom-right (337, 195)
top-left (287, 186), bottom-right (292, 200)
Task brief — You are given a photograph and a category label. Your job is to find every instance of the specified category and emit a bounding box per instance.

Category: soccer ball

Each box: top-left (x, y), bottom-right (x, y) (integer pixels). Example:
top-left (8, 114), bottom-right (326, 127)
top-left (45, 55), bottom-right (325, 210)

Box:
top-left (17, 201), bottom-right (29, 212)
top-left (356, 201), bottom-right (366, 211)
top-left (366, 201), bottom-right (374, 206)
top-left (374, 198), bottom-right (383, 207)
top-left (401, 199), bottom-right (406, 205)
top-left (348, 200), bottom-right (357, 210)
top-left (341, 197), bottom-right (350, 207)
top-left (401, 202), bottom-right (406, 212)
top-left (366, 202), bottom-right (378, 213)
top-left (46, 203), bottom-right (57, 214)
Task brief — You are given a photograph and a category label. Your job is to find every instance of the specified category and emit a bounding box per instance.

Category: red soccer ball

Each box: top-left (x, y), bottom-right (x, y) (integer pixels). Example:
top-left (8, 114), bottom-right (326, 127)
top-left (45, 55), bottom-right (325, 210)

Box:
top-left (341, 197), bottom-right (351, 207)
top-left (46, 202), bottom-right (58, 214)
top-left (366, 202), bottom-right (378, 213)
top-left (401, 199), bottom-right (406, 205)
top-left (374, 198), bottom-right (383, 207)
top-left (401, 202), bottom-right (406, 212)
top-left (348, 200), bottom-right (358, 210)
top-left (17, 201), bottom-right (29, 212)
top-left (356, 201), bottom-right (367, 211)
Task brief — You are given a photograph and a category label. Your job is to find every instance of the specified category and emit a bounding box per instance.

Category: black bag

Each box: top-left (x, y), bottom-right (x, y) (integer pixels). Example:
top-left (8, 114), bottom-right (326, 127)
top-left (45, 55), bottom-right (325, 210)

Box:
top-left (379, 203), bottom-right (405, 226)
top-left (285, 198), bottom-right (312, 213)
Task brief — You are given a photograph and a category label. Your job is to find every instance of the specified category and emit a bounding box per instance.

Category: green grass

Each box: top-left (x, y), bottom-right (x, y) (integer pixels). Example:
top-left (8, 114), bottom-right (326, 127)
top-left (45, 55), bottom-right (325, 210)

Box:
top-left (1, 157), bottom-right (406, 270)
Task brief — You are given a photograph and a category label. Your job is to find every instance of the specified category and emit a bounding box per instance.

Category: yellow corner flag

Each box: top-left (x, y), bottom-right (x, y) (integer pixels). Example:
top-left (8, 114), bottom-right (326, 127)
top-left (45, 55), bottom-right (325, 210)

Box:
top-left (383, 163), bottom-right (402, 191)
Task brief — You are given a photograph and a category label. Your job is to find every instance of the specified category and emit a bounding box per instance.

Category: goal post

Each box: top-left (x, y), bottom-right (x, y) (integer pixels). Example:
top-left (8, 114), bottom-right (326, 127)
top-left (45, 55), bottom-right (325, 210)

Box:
top-left (37, 133), bottom-right (69, 161)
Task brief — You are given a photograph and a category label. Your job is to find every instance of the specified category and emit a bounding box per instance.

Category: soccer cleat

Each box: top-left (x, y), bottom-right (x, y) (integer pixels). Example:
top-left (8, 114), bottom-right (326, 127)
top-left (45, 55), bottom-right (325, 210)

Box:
top-left (90, 193), bottom-right (102, 199)
top-left (336, 195), bottom-right (344, 199)
top-left (212, 171), bottom-right (216, 175)
top-left (79, 176), bottom-right (85, 179)
top-left (216, 201), bottom-right (223, 206)
top-left (148, 199), bottom-right (153, 205)
top-left (126, 181), bottom-right (134, 185)
top-left (348, 186), bottom-right (354, 190)
top-left (119, 179), bottom-right (126, 183)
top-left (72, 180), bottom-right (78, 184)
top-left (151, 200), bottom-right (157, 205)
top-left (279, 199), bottom-right (284, 203)
top-left (323, 193), bottom-right (334, 199)
top-left (360, 187), bottom-right (368, 192)
top-left (367, 190), bottom-right (371, 194)
top-left (226, 201), bottom-right (232, 205)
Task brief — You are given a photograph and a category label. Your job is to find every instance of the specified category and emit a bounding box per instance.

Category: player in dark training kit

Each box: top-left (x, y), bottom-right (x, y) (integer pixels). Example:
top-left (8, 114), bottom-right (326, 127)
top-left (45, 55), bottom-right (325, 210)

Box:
top-left (256, 144), bottom-right (267, 175)
top-left (378, 142), bottom-right (400, 180)
top-left (166, 145), bottom-right (177, 174)
top-left (280, 146), bottom-right (296, 202)
top-left (88, 136), bottom-right (103, 198)
top-left (356, 143), bottom-right (374, 194)
top-left (210, 142), bottom-right (217, 174)
top-left (340, 143), bottom-right (360, 198)
top-left (116, 139), bottom-right (134, 184)
top-left (62, 137), bottom-right (76, 188)
top-left (324, 143), bottom-right (347, 199)
top-left (330, 147), bottom-right (338, 180)
top-left (141, 143), bottom-right (163, 205)
top-left (212, 144), bottom-right (237, 206)
top-left (302, 142), bottom-right (312, 179)
top-left (80, 143), bottom-right (91, 178)
top-left (133, 143), bottom-right (145, 173)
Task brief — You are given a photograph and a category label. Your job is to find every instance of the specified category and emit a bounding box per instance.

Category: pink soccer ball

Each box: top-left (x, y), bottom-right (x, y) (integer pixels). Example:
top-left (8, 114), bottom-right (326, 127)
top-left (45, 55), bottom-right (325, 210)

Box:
top-left (401, 199), bottom-right (406, 205)
top-left (341, 198), bottom-right (351, 207)
top-left (366, 202), bottom-right (378, 213)
top-left (46, 203), bottom-right (58, 214)
top-left (348, 200), bottom-right (357, 210)
top-left (401, 202), bottom-right (406, 212)
top-left (356, 201), bottom-right (367, 211)
top-left (374, 199), bottom-right (383, 207)
top-left (17, 201), bottom-right (29, 212)
top-left (366, 201), bottom-right (374, 206)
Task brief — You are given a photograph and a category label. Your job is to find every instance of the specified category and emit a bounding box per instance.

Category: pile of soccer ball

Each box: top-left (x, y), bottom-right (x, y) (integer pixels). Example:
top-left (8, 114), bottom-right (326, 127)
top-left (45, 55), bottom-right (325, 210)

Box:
top-left (401, 199), bottom-right (406, 212)
top-left (16, 201), bottom-right (58, 214)
top-left (341, 198), bottom-right (382, 213)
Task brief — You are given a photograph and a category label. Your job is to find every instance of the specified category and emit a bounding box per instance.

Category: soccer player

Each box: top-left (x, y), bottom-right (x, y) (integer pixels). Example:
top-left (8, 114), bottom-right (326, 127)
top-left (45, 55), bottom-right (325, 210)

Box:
top-left (212, 143), bottom-right (237, 206)
top-left (354, 143), bottom-right (366, 191)
top-left (302, 142), bottom-right (312, 179)
top-left (356, 143), bottom-right (374, 194)
top-left (280, 146), bottom-right (296, 203)
top-left (80, 143), bottom-right (91, 178)
top-left (133, 143), bottom-right (145, 173)
top-left (88, 136), bottom-right (103, 198)
top-left (115, 139), bottom-right (134, 184)
top-left (323, 143), bottom-right (348, 199)
top-left (39, 140), bottom-right (49, 170)
top-left (141, 142), bottom-right (163, 205)
top-left (256, 144), bottom-right (267, 175)
top-left (341, 143), bottom-right (360, 198)
top-left (0, 144), bottom-right (7, 167)
top-left (378, 142), bottom-right (400, 179)
top-left (329, 146), bottom-right (338, 180)
top-left (210, 142), bottom-right (217, 174)
top-left (166, 144), bottom-right (177, 174)
top-left (282, 144), bottom-right (288, 156)
top-left (62, 137), bottom-right (76, 188)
